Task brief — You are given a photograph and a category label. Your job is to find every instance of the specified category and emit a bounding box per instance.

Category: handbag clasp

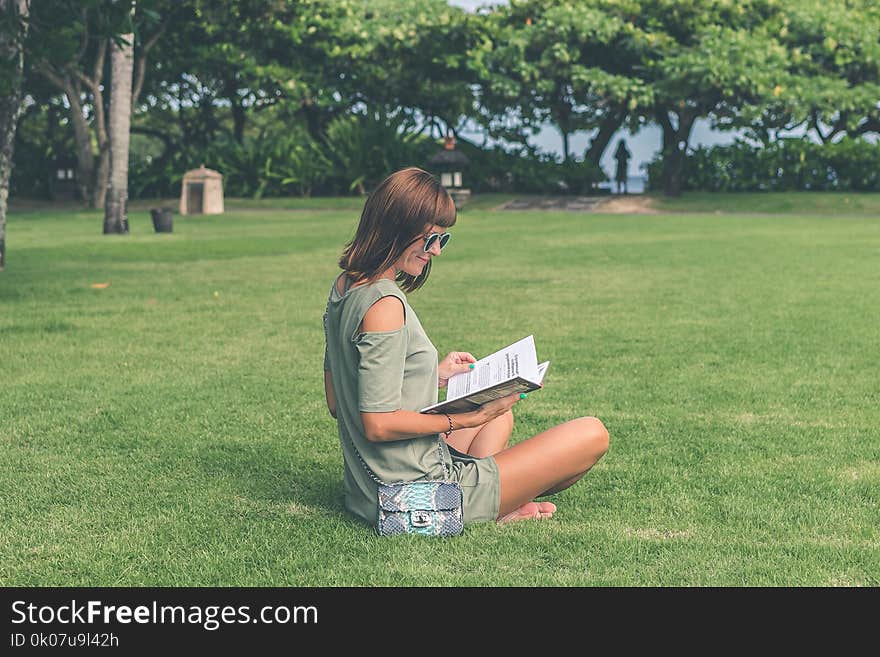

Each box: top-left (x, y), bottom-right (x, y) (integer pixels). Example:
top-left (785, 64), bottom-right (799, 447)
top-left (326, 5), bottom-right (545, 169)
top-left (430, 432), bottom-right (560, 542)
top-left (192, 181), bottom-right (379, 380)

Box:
top-left (411, 511), bottom-right (432, 527)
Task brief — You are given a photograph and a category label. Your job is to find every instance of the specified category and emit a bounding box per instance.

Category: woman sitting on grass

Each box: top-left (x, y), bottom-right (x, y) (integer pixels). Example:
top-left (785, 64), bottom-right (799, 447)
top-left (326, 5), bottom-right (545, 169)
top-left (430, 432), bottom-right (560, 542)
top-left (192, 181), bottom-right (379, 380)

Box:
top-left (322, 167), bottom-right (609, 528)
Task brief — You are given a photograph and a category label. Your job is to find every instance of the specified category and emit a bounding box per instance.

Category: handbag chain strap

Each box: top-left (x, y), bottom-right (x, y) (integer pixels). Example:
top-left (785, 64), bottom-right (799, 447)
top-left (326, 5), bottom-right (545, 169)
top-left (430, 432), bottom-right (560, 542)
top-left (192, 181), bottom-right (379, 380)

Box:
top-left (346, 429), bottom-right (450, 486)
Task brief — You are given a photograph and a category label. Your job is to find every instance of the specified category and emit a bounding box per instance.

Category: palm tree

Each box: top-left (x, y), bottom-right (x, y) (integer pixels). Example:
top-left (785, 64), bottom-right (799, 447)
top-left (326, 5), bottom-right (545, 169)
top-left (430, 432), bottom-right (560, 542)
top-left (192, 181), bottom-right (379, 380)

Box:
top-left (104, 3), bottom-right (135, 234)
top-left (0, 0), bottom-right (29, 269)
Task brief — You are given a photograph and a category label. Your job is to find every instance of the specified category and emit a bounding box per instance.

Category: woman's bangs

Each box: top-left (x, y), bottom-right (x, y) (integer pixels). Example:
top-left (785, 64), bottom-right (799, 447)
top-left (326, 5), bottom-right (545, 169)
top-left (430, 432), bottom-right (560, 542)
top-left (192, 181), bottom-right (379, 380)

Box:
top-left (431, 189), bottom-right (457, 229)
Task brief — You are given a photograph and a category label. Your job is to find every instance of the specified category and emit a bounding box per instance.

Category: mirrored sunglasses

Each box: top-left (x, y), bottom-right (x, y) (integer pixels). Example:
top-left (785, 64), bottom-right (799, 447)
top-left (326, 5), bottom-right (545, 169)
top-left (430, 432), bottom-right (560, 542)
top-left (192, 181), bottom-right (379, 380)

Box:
top-left (422, 232), bottom-right (451, 252)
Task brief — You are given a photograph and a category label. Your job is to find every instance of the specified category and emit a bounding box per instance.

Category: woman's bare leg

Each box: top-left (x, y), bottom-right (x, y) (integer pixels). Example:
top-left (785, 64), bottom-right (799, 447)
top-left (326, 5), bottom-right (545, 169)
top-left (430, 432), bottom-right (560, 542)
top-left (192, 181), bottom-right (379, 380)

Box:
top-left (493, 416), bottom-right (609, 520)
top-left (468, 410), bottom-right (513, 457)
top-left (444, 410), bottom-right (513, 457)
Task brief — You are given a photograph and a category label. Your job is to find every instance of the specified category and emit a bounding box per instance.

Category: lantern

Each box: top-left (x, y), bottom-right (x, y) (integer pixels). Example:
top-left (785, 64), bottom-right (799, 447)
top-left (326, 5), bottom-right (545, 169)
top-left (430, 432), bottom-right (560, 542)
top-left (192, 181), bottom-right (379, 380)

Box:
top-left (427, 134), bottom-right (471, 208)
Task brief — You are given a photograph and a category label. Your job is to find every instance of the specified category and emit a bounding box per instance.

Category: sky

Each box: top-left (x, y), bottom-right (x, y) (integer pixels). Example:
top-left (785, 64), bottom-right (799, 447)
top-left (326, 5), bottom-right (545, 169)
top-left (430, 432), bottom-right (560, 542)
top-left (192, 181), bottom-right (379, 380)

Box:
top-left (446, 0), bottom-right (745, 183)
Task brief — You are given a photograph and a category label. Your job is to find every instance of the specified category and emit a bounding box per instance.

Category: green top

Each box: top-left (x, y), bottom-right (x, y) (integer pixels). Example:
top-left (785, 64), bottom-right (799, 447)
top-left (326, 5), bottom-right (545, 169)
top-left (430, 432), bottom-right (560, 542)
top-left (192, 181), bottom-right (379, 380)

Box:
top-left (323, 273), bottom-right (452, 525)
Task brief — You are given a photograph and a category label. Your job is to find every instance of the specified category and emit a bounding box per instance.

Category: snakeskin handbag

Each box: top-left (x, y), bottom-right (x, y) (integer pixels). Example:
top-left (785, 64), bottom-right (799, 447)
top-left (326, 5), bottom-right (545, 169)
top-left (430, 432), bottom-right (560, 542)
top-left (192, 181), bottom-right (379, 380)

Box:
top-left (377, 480), bottom-right (463, 536)
top-left (348, 434), bottom-right (464, 537)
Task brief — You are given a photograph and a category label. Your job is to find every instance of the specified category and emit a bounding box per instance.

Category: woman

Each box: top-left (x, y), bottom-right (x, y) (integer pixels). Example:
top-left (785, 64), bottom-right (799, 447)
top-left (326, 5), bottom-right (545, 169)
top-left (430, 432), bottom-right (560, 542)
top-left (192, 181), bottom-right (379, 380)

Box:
top-left (323, 167), bottom-right (608, 528)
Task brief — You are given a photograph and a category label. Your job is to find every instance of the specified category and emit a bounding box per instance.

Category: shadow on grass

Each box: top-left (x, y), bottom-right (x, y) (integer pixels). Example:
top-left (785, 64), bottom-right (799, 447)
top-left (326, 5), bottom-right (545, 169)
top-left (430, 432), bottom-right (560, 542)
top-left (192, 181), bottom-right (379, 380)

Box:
top-left (196, 442), bottom-right (348, 520)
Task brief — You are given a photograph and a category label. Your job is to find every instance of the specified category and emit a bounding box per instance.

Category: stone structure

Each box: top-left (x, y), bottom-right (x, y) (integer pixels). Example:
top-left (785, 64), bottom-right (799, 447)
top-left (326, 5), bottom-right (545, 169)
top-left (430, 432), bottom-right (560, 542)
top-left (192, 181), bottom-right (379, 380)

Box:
top-left (179, 165), bottom-right (224, 215)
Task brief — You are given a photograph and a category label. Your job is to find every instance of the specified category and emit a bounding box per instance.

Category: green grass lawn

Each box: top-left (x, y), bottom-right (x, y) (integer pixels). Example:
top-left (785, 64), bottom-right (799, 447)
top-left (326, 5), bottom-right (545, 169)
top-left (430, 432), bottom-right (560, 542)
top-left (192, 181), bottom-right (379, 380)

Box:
top-left (1, 195), bottom-right (878, 586)
top-left (650, 190), bottom-right (880, 216)
top-left (16, 189), bottom-right (880, 216)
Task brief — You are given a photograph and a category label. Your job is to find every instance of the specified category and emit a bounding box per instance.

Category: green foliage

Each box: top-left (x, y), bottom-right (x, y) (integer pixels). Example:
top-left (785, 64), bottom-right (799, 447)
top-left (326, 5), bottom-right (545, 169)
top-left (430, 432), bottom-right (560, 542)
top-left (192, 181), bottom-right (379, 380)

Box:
top-left (11, 0), bottom-right (880, 201)
top-left (126, 111), bottom-right (436, 199)
top-left (127, 152), bottom-right (177, 201)
top-left (25, 0), bottom-right (143, 70)
top-left (455, 141), bottom-right (606, 194)
top-left (320, 113), bottom-right (436, 194)
top-left (9, 102), bottom-right (56, 199)
top-left (202, 130), bottom-right (315, 199)
top-left (272, 138), bottom-right (333, 199)
top-left (0, 0), bottom-right (28, 98)
top-left (645, 138), bottom-right (880, 192)
top-left (472, 0), bottom-right (649, 157)
top-left (741, 0), bottom-right (880, 143)
top-left (342, 0), bottom-right (480, 133)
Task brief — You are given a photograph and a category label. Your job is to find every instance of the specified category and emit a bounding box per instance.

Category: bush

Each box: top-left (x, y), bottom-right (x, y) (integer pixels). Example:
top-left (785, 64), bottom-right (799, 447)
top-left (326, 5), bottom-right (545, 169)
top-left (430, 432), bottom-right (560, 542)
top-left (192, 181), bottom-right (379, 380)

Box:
top-left (646, 138), bottom-right (880, 192)
top-left (127, 113), bottom-right (436, 199)
top-left (455, 141), bottom-right (606, 194)
top-left (321, 114), bottom-right (436, 195)
top-left (128, 123), bottom-right (606, 199)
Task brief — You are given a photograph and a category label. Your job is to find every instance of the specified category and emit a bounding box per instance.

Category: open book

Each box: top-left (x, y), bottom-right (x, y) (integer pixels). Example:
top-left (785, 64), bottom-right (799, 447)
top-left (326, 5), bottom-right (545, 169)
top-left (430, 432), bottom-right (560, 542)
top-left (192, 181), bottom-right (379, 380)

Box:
top-left (421, 335), bottom-right (550, 414)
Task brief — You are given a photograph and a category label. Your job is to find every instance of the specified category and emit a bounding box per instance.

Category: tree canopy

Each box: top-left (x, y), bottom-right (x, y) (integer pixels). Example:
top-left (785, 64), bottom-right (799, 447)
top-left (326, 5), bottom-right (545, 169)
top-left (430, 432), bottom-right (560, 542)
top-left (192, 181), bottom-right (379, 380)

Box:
top-left (10, 0), bottom-right (880, 202)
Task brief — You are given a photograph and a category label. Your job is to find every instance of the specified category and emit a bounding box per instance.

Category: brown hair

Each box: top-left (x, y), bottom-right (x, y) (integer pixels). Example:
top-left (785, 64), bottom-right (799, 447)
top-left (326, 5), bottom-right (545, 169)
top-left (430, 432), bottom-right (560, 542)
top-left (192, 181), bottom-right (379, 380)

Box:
top-left (338, 167), bottom-right (457, 293)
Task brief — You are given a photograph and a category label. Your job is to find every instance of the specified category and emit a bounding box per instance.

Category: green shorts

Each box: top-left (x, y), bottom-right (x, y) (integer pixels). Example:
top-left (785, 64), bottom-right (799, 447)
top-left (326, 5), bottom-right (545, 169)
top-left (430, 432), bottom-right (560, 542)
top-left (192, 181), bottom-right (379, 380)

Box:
top-left (447, 445), bottom-right (501, 524)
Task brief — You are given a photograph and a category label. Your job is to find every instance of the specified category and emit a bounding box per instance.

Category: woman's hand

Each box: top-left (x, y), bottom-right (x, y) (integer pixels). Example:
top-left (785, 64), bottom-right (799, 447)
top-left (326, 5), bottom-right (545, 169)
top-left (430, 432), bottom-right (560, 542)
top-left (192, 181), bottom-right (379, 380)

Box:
top-left (438, 351), bottom-right (477, 388)
top-left (466, 392), bottom-right (523, 426)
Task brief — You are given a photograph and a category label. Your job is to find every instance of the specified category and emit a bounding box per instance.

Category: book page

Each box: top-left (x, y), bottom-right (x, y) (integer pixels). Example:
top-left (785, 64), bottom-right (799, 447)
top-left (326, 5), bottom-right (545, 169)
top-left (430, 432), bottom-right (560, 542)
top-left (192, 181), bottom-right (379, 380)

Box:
top-left (536, 361), bottom-right (550, 384)
top-left (446, 335), bottom-right (540, 402)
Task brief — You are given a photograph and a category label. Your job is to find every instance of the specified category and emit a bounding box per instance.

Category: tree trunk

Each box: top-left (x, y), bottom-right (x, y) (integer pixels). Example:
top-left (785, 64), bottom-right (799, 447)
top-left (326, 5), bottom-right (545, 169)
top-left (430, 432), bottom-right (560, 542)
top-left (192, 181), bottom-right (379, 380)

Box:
top-left (37, 39), bottom-right (106, 205)
top-left (104, 24), bottom-right (135, 234)
top-left (225, 78), bottom-right (246, 144)
top-left (232, 100), bottom-right (245, 144)
top-left (657, 109), bottom-right (696, 197)
top-left (300, 98), bottom-right (330, 141)
top-left (93, 140), bottom-right (110, 208)
top-left (853, 116), bottom-right (880, 137)
top-left (663, 142), bottom-right (684, 197)
top-left (585, 110), bottom-right (624, 167)
top-left (38, 12), bottom-right (161, 208)
top-left (0, 0), bottom-right (29, 271)
top-left (131, 18), bottom-right (165, 110)
top-left (553, 85), bottom-right (574, 163)
top-left (47, 100), bottom-right (56, 150)
top-left (88, 44), bottom-right (110, 209)
top-left (40, 75), bottom-right (96, 203)
top-left (67, 85), bottom-right (95, 202)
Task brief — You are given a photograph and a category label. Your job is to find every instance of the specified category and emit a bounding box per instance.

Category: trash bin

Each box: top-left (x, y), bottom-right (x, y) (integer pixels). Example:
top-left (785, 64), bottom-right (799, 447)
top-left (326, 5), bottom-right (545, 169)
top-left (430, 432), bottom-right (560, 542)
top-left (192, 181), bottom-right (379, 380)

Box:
top-left (150, 207), bottom-right (173, 233)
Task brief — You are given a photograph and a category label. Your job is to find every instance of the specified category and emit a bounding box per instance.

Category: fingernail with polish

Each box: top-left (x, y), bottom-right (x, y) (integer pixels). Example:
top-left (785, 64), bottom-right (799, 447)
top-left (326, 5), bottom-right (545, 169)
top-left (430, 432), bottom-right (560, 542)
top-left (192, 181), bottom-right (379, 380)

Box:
top-left (469, 364), bottom-right (474, 369)
top-left (520, 393), bottom-right (527, 399)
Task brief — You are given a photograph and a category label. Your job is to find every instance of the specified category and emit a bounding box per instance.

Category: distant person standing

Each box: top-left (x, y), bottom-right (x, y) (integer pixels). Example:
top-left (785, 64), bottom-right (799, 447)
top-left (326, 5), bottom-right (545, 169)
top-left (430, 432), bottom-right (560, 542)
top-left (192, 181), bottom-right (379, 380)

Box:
top-left (614, 140), bottom-right (631, 194)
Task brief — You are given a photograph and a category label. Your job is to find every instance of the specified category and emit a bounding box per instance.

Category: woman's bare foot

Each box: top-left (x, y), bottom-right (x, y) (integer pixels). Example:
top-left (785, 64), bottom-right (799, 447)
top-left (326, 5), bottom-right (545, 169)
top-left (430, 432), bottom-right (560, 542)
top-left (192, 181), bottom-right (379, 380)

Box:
top-left (497, 501), bottom-right (557, 523)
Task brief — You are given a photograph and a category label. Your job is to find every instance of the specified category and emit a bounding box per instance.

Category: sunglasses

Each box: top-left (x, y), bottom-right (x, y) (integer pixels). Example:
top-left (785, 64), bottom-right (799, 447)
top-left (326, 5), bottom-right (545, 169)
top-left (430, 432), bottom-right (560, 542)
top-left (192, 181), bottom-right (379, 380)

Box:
top-left (411, 232), bottom-right (451, 253)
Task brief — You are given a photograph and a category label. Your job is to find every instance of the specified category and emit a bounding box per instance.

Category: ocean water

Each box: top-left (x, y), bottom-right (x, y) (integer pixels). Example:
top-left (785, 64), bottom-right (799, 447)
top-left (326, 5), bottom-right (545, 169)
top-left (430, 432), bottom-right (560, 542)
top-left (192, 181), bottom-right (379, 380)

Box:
top-left (596, 176), bottom-right (647, 195)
